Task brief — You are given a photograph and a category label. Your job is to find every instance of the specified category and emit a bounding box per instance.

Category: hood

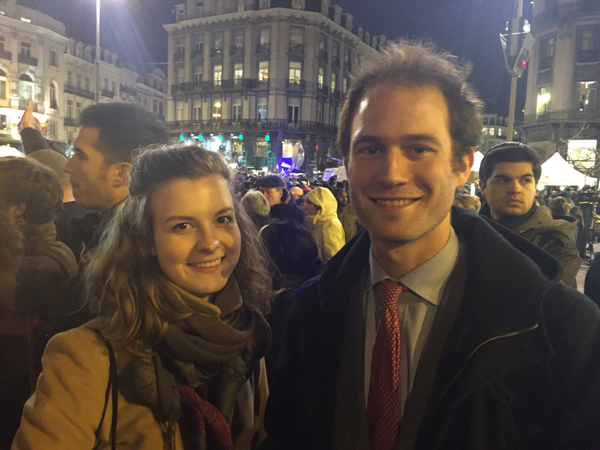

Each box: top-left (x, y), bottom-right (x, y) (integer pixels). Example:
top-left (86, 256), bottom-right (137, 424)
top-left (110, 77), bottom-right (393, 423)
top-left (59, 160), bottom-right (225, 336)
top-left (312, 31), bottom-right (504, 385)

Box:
top-left (306, 187), bottom-right (339, 223)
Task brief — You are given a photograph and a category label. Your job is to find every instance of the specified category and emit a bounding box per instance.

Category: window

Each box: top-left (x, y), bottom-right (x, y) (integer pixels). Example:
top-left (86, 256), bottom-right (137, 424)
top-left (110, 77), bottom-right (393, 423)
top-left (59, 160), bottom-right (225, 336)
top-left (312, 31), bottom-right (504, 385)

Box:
top-left (0, 69), bottom-right (5, 100)
top-left (213, 64), bottom-right (222, 86)
top-left (318, 67), bottom-right (324, 88)
top-left (234, 62), bottom-right (243, 81)
top-left (259, 0), bottom-right (270, 9)
top-left (50, 83), bottom-right (57, 109)
top-left (176, 38), bottom-right (185, 56)
top-left (176, 101), bottom-right (183, 120)
top-left (177, 9), bottom-right (185, 21)
top-left (290, 28), bottom-right (304, 53)
top-left (257, 96), bottom-right (267, 120)
top-left (579, 28), bottom-right (600, 63)
top-left (212, 99), bottom-right (222, 119)
top-left (19, 74), bottom-right (33, 100)
top-left (112, 81), bottom-right (116, 93)
top-left (343, 77), bottom-right (348, 94)
top-left (194, 35), bottom-right (204, 53)
top-left (50, 50), bottom-right (57, 67)
top-left (193, 101), bottom-right (202, 121)
top-left (319, 34), bottom-right (327, 52)
top-left (0, 36), bottom-right (5, 52)
top-left (490, 118), bottom-right (495, 125)
top-left (237, 0), bottom-right (244, 12)
top-left (497, 128), bottom-right (502, 137)
top-left (194, 65), bottom-right (203, 84)
top-left (233, 29), bottom-right (244, 50)
top-left (176, 68), bottom-right (185, 84)
top-left (288, 97), bottom-right (300, 123)
top-left (213, 31), bottom-right (224, 52)
top-left (47, 122), bottom-right (56, 138)
top-left (76, 102), bottom-right (81, 118)
top-left (317, 101), bottom-right (323, 122)
top-left (259, 61), bottom-right (269, 81)
top-left (197, 2), bottom-right (204, 17)
top-left (332, 41), bottom-right (339, 59)
top-left (20, 42), bottom-right (31, 56)
top-left (537, 86), bottom-right (551, 114)
top-left (67, 100), bottom-right (72, 118)
top-left (291, 0), bottom-right (303, 9)
top-left (85, 77), bottom-right (90, 91)
top-left (330, 72), bottom-right (337, 92)
top-left (344, 47), bottom-right (350, 64)
top-left (67, 71), bottom-right (72, 85)
top-left (232, 98), bottom-right (242, 122)
top-left (540, 37), bottom-right (555, 70)
top-left (577, 81), bottom-right (597, 110)
top-left (330, 104), bottom-right (337, 125)
top-left (0, 114), bottom-right (6, 131)
top-left (260, 28), bottom-right (270, 45)
top-left (482, 128), bottom-right (488, 135)
top-left (288, 61), bottom-right (302, 83)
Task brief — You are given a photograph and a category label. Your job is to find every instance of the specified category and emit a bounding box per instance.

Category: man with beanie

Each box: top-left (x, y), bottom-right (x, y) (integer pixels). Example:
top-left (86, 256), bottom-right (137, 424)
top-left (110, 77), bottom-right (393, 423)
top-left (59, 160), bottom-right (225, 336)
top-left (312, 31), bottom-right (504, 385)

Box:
top-left (479, 142), bottom-right (580, 285)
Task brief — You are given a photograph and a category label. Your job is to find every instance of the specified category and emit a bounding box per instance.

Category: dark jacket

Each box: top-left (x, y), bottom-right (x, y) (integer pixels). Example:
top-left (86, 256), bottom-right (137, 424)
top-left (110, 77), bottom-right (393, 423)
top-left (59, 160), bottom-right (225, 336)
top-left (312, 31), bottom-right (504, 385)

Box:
top-left (262, 207), bottom-right (600, 450)
top-left (481, 204), bottom-right (580, 285)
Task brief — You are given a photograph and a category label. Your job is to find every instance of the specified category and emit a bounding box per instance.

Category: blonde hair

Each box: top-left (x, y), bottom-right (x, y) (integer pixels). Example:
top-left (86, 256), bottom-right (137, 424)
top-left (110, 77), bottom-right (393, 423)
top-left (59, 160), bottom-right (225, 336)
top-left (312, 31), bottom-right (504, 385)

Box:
top-left (454, 194), bottom-right (481, 213)
top-left (83, 145), bottom-right (272, 348)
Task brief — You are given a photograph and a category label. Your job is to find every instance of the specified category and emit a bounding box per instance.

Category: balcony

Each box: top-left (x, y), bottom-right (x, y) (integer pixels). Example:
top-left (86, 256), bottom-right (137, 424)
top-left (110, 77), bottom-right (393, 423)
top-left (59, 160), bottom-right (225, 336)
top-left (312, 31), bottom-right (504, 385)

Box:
top-left (289, 43), bottom-right (305, 56)
top-left (210, 48), bottom-right (224, 57)
top-left (101, 89), bottom-right (114, 98)
top-left (317, 84), bottom-right (329, 96)
top-left (0, 50), bottom-right (11, 61)
top-left (191, 49), bottom-right (204, 59)
top-left (331, 89), bottom-right (341, 100)
top-left (332, 57), bottom-right (341, 68)
top-left (18, 53), bottom-right (38, 66)
top-left (120, 84), bottom-right (137, 96)
top-left (256, 43), bottom-right (270, 54)
top-left (64, 117), bottom-right (78, 127)
top-left (344, 62), bottom-right (352, 72)
top-left (64, 84), bottom-right (95, 100)
top-left (165, 119), bottom-right (338, 137)
top-left (172, 82), bottom-right (214, 94)
top-left (578, 49), bottom-right (600, 64)
top-left (173, 52), bottom-right (185, 62)
top-left (533, 2), bottom-right (600, 30)
top-left (318, 50), bottom-right (328, 62)
top-left (230, 45), bottom-right (244, 56)
top-left (256, 79), bottom-right (270, 89)
top-left (539, 56), bottom-right (554, 71)
top-left (286, 79), bottom-right (306, 90)
top-left (523, 109), bottom-right (600, 125)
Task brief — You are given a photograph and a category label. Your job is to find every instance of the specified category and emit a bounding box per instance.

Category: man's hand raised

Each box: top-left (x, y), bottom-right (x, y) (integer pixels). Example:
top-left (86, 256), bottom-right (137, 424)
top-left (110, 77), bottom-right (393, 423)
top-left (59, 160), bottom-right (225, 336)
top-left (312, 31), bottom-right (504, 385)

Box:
top-left (18, 101), bottom-right (42, 132)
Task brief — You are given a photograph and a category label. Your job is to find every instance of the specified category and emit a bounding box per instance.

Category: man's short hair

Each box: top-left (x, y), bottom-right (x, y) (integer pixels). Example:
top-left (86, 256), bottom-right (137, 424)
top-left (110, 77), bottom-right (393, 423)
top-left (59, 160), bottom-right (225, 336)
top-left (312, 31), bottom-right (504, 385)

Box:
top-left (0, 157), bottom-right (63, 224)
top-left (258, 175), bottom-right (285, 189)
top-left (79, 103), bottom-right (169, 165)
top-left (338, 40), bottom-right (483, 170)
top-left (479, 142), bottom-right (542, 185)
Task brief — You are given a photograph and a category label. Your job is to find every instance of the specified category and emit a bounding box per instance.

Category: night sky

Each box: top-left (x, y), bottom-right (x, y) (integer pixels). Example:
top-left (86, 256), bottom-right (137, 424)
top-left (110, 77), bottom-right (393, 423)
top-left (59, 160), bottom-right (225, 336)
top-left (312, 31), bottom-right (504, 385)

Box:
top-left (21, 0), bottom-right (531, 116)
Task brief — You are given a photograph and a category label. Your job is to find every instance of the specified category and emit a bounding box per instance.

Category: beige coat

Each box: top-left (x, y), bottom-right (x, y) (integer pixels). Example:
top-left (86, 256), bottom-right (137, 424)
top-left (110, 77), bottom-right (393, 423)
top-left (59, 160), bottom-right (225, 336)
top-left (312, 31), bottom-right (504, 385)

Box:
top-left (12, 322), bottom-right (269, 450)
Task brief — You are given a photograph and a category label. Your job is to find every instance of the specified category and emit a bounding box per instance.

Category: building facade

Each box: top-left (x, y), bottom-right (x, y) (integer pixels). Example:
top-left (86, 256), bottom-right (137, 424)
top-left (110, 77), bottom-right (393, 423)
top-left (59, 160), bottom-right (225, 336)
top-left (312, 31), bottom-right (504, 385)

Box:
top-left (164, 0), bottom-right (381, 171)
top-left (522, 0), bottom-right (600, 160)
top-left (0, 0), bottom-right (167, 147)
top-left (478, 114), bottom-right (520, 153)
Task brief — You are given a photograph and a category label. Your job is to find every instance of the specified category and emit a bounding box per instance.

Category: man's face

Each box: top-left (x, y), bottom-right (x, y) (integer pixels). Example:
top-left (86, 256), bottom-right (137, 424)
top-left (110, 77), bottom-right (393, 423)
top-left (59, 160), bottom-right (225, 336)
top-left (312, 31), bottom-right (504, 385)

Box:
top-left (65, 127), bottom-right (115, 211)
top-left (346, 83), bottom-right (472, 249)
top-left (301, 199), bottom-right (319, 216)
top-left (481, 162), bottom-right (536, 220)
top-left (335, 191), bottom-right (348, 207)
top-left (260, 186), bottom-right (282, 206)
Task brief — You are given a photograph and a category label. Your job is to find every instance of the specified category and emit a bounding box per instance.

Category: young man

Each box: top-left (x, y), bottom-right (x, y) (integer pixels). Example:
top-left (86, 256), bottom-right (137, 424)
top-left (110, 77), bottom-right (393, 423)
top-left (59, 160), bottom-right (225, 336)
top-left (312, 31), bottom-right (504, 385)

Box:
top-left (258, 175), bottom-right (305, 224)
top-left (478, 143), bottom-right (580, 285)
top-left (262, 42), bottom-right (600, 450)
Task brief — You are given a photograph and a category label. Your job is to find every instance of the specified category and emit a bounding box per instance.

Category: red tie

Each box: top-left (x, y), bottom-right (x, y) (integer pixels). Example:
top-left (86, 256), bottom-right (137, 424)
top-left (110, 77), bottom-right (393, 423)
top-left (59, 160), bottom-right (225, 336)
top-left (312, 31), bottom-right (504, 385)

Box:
top-left (367, 279), bottom-right (407, 450)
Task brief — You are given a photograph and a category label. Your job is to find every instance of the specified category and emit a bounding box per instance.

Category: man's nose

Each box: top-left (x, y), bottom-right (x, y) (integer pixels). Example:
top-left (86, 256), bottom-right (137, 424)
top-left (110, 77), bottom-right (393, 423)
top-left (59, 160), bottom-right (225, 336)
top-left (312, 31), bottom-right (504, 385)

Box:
top-left (380, 148), bottom-right (412, 185)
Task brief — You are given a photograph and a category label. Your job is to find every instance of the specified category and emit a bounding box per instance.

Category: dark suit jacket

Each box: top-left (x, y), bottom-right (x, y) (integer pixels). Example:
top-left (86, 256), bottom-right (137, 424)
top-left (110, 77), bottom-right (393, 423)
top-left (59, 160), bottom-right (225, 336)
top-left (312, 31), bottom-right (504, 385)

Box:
top-left (262, 207), bottom-right (600, 450)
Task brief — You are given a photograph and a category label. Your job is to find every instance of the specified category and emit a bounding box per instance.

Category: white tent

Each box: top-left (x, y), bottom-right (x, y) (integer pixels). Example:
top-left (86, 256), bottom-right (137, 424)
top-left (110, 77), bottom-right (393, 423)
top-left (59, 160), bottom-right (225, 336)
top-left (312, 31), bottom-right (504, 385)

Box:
top-left (471, 151), bottom-right (485, 172)
top-left (539, 153), bottom-right (598, 187)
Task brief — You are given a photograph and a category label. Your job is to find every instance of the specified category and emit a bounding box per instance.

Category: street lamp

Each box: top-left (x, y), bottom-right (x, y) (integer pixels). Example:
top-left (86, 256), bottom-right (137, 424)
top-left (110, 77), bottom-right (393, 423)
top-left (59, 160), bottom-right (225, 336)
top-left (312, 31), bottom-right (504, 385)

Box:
top-left (95, 0), bottom-right (101, 104)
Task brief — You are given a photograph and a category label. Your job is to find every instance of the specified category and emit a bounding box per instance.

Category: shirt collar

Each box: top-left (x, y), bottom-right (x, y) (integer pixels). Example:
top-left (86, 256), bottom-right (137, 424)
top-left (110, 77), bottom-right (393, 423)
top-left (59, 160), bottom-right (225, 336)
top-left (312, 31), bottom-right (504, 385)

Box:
top-left (368, 227), bottom-right (459, 306)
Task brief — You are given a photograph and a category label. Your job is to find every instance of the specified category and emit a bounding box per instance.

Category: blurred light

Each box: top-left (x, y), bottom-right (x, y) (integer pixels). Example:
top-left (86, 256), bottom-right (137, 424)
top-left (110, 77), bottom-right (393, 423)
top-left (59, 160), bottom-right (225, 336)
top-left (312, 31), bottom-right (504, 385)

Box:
top-left (523, 19), bottom-right (531, 33)
top-left (179, 134), bottom-right (184, 142)
top-left (239, 134), bottom-right (243, 140)
top-left (21, 17), bottom-right (31, 23)
top-left (218, 134), bottom-right (223, 140)
top-left (262, 166), bottom-right (268, 172)
top-left (537, 183), bottom-right (544, 190)
top-left (265, 134), bottom-right (270, 142)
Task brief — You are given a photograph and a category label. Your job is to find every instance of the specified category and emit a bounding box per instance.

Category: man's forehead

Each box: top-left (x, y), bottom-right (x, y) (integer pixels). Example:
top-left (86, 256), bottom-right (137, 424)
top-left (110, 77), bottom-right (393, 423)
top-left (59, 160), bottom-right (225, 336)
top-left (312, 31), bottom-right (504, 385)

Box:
top-left (491, 161), bottom-right (534, 177)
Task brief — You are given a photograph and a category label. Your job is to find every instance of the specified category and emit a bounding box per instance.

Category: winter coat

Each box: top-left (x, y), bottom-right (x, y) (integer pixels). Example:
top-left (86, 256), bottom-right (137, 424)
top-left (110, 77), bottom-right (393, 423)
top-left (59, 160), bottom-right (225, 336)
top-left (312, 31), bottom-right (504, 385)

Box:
top-left (338, 204), bottom-right (362, 243)
top-left (262, 207), bottom-right (600, 450)
top-left (305, 188), bottom-right (345, 262)
top-left (12, 319), bottom-right (269, 450)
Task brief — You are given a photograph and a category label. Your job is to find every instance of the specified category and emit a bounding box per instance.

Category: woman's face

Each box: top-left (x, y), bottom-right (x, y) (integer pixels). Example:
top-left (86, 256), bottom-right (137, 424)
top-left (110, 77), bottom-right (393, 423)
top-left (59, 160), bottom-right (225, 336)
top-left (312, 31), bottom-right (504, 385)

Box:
top-left (151, 174), bottom-right (242, 301)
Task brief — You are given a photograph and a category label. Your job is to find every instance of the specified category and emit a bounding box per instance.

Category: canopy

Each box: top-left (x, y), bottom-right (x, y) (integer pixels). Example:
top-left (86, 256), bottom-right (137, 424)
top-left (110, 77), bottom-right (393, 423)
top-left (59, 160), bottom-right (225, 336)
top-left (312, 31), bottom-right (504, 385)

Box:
top-left (471, 151), bottom-right (485, 172)
top-left (539, 153), bottom-right (597, 187)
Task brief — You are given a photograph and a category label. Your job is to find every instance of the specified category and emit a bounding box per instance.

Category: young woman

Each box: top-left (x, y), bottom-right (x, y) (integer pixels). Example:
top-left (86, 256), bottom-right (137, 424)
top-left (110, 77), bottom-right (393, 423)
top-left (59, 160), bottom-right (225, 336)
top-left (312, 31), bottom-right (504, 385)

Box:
top-left (12, 145), bottom-right (273, 450)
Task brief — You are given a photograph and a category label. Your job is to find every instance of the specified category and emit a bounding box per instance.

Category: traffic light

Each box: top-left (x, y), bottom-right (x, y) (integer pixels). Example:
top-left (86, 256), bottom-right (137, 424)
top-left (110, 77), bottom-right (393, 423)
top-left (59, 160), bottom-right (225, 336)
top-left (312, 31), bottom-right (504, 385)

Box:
top-left (511, 32), bottom-right (535, 78)
top-left (265, 134), bottom-right (270, 142)
top-left (179, 134), bottom-right (184, 142)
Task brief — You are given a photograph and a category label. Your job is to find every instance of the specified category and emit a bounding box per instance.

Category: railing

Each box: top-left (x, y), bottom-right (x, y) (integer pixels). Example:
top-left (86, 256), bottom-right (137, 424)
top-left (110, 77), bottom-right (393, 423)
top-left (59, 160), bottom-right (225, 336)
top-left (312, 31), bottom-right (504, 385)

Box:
top-left (289, 43), bottom-right (305, 55)
top-left (64, 84), bottom-right (95, 100)
top-left (173, 52), bottom-right (185, 62)
top-left (318, 50), bottom-right (329, 61)
top-left (166, 118), bottom-right (338, 136)
top-left (523, 109), bottom-right (600, 124)
top-left (18, 54), bottom-right (37, 66)
top-left (120, 84), bottom-right (137, 96)
top-left (344, 62), bottom-right (352, 72)
top-left (286, 79), bottom-right (306, 90)
top-left (256, 79), bottom-right (269, 89)
top-left (101, 89), bottom-right (114, 98)
top-left (191, 49), bottom-right (203, 59)
top-left (230, 45), bottom-right (244, 56)
top-left (256, 43), bottom-right (270, 54)
top-left (317, 84), bottom-right (329, 96)
top-left (539, 56), bottom-right (554, 71)
top-left (331, 89), bottom-right (341, 100)
top-left (64, 117), bottom-right (78, 127)
top-left (0, 50), bottom-right (11, 61)
top-left (578, 49), bottom-right (600, 64)
top-left (210, 48), bottom-right (224, 57)
top-left (332, 57), bottom-right (341, 68)
top-left (533, 1), bottom-right (600, 27)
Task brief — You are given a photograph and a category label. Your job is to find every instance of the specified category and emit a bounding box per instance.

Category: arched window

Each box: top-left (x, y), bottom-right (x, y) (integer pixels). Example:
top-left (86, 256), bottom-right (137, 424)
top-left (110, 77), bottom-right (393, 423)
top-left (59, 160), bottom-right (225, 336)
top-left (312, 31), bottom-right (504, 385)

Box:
top-left (19, 74), bottom-right (33, 102)
top-left (50, 82), bottom-right (57, 109)
top-left (0, 69), bottom-right (6, 100)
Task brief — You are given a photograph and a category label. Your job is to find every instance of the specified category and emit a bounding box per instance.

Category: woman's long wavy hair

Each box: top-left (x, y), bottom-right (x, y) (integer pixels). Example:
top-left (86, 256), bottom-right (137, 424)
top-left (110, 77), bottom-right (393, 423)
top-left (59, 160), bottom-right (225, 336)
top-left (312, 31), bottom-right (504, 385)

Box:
top-left (83, 145), bottom-right (273, 349)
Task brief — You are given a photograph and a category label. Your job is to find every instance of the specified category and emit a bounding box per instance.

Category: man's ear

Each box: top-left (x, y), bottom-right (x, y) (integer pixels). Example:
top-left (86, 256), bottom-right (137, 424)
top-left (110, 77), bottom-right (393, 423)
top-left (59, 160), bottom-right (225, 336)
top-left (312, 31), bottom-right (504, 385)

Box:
top-left (479, 180), bottom-right (487, 199)
top-left (455, 149), bottom-right (474, 186)
top-left (8, 203), bottom-right (26, 219)
top-left (111, 162), bottom-right (132, 189)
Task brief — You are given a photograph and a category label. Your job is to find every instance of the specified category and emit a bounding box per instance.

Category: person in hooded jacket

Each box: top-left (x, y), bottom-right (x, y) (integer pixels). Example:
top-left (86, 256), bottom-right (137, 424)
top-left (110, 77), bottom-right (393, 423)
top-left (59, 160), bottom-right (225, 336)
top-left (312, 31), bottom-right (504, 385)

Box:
top-left (301, 187), bottom-right (345, 262)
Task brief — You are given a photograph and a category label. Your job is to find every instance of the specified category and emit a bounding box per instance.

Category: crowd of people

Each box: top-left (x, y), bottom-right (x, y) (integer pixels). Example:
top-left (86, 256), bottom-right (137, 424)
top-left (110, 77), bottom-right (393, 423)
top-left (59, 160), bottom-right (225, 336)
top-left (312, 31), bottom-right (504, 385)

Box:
top-left (1, 40), bottom-right (600, 450)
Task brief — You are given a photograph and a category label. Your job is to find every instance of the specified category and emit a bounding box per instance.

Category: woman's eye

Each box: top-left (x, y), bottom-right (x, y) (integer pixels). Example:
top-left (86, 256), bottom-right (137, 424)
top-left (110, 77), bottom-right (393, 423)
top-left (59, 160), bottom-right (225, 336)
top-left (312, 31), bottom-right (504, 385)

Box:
top-left (217, 216), bottom-right (233, 225)
top-left (173, 223), bottom-right (189, 230)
